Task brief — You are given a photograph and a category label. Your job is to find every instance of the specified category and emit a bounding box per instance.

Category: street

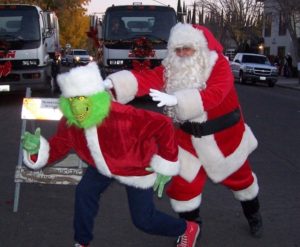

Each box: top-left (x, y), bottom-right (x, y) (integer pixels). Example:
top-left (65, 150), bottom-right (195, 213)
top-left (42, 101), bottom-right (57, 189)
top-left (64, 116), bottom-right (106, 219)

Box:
top-left (0, 81), bottom-right (299, 247)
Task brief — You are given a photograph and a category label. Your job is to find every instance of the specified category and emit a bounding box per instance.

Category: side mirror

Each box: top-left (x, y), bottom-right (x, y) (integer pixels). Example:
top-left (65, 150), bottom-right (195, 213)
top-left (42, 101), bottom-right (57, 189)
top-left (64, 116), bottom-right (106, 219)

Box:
top-left (42, 11), bottom-right (55, 39)
top-left (234, 59), bottom-right (240, 63)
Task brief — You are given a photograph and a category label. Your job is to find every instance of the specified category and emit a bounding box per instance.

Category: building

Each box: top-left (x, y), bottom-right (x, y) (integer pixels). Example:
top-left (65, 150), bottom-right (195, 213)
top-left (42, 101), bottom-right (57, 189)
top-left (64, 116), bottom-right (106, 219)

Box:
top-left (262, 0), bottom-right (300, 69)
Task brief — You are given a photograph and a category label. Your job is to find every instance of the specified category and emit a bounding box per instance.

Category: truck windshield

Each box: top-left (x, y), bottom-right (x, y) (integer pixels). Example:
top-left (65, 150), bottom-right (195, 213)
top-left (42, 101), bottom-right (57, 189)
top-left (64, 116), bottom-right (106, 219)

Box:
top-left (104, 6), bottom-right (177, 42)
top-left (0, 5), bottom-right (40, 42)
top-left (242, 55), bottom-right (271, 65)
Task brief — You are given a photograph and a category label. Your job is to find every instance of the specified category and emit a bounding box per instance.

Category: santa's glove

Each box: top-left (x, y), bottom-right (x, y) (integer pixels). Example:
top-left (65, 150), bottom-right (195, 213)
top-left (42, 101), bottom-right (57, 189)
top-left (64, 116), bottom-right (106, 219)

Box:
top-left (21, 128), bottom-right (41, 155)
top-left (103, 78), bottom-right (113, 90)
top-left (149, 89), bottom-right (178, 107)
top-left (146, 167), bottom-right (171, 198)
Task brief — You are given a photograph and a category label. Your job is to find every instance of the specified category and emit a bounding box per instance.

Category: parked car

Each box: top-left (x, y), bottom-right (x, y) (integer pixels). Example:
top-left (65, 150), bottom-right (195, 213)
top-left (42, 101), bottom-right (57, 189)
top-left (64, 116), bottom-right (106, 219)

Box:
top-left (65, 49), bottom-right (93, 66)
top-left (230, 53), bottom-right (278, 87)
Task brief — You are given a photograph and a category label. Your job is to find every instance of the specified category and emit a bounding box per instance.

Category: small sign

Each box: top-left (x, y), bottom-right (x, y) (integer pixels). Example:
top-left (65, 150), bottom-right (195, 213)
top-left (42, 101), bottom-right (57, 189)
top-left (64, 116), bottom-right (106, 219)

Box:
top-left (21, 97), bottom-right (62, 120)
top-left (0, 85), bottom-right (10, 92)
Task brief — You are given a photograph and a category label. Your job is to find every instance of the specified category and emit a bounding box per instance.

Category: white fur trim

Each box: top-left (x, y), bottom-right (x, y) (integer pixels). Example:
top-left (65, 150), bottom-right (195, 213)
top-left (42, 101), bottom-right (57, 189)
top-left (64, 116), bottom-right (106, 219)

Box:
top-left (84, 127), bottom-right (112, 177)
top-left (57, 62), bottom-right (104, 98)
top-left (193, 125), bottom-right (258, 183)
top-left (150, 154), bottom-right (179, 176)
top-left (170, 194), bottom-right (202, 213)
top-left (174, 89), bottom-right (204, 121)
top-left (168, 23), bottom-right (208, 51)
top-left (23, 136), bottom-right (49, 170)
top-left (107, 70), bottom-right (138, 104)
top-left (232, 173), bottom-right (259, 201)
top-left (178, 147), bottom-right (202, 182)
top-left (114, 173), bottom-right (157, 189)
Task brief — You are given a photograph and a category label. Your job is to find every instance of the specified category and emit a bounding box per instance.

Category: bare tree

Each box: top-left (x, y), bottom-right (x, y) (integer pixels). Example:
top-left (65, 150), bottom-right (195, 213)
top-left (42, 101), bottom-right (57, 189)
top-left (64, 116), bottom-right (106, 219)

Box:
top-left (192, 0), bottom-right (263, 51)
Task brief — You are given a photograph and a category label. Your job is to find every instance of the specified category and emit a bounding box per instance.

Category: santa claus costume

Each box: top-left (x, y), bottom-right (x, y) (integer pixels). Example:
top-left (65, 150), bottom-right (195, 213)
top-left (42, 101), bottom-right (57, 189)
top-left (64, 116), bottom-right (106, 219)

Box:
top-left (22, 62), bottom-right (200, 247)
top-left (106, 23), bottom-right (263, 237)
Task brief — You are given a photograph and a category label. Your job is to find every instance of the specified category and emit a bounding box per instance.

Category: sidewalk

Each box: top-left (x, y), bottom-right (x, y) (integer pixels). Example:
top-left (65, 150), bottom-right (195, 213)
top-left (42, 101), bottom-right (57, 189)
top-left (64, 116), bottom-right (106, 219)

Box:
top-left (276, 76), bottom-right (300, 90)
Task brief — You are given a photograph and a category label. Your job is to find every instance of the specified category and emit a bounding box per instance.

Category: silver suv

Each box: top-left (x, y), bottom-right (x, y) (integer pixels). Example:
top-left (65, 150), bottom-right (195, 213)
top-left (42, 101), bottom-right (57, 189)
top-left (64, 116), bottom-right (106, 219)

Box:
top-left (65, 49), bottom-right (93, 66)
top-left (230, 53), bottom-right (278, 87)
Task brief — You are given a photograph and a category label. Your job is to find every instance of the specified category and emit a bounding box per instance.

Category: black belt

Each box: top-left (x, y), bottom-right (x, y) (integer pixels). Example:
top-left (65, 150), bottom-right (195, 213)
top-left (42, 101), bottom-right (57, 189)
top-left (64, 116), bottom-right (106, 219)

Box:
top-left (179, 108), bottom-right (241, 137)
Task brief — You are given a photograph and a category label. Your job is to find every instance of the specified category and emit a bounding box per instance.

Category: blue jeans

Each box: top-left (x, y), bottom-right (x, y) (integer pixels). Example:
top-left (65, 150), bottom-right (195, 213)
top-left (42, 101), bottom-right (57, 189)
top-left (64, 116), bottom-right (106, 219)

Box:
top-left (74, 166), bottom-right (186, 245)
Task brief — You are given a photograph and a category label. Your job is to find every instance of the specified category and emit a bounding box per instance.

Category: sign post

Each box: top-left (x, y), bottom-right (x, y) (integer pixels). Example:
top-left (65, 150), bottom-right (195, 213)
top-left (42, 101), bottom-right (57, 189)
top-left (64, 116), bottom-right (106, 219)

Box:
top-left (13, 88), bottom-right (86, 212)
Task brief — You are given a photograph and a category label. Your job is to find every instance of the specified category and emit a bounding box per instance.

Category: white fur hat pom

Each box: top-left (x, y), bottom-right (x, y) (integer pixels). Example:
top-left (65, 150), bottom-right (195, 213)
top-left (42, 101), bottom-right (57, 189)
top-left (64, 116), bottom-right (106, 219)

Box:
top-left (57, 62), bottom-right (104, 98)
top-left (167, 23), bottom-right (208, 51)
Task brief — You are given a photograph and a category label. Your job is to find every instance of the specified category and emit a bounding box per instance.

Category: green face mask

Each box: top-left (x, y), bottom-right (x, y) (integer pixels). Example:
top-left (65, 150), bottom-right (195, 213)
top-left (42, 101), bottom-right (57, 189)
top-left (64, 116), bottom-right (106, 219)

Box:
top-left (59, 91), bottom-right (111, 129)
top-left (69, 96), bottom-right (92, 123)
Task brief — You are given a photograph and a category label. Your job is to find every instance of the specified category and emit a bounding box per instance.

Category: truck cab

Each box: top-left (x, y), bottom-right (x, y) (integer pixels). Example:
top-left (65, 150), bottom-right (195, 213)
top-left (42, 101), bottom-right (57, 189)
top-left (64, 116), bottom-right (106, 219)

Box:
top-left (89, 4), bottom-right (177, 76)
top-left (0, 4), bottom-right (60, 92)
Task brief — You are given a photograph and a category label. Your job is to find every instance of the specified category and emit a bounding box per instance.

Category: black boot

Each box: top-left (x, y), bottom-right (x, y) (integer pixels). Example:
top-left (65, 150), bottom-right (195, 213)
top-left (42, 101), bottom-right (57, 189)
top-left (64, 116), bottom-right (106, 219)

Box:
top-left (179, 208), bottom-right (202, 236)
top-left (241, 196), bottom-right (263, 238)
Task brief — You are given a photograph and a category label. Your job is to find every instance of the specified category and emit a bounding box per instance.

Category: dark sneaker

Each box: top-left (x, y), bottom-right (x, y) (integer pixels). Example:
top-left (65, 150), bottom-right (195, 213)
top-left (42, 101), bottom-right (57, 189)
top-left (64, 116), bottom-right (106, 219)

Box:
top-left (176, 221), bottom-right (200, 247)
top-left (247, 212), bottom-right (263, 238)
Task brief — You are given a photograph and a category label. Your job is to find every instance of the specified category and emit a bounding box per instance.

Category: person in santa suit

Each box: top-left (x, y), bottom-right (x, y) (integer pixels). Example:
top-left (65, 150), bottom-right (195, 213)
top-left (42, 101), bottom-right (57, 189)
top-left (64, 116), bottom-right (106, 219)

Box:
top-left (104, 23), bottom-right (263, 238)
top-left (21, 62), bottom-right (200, 247)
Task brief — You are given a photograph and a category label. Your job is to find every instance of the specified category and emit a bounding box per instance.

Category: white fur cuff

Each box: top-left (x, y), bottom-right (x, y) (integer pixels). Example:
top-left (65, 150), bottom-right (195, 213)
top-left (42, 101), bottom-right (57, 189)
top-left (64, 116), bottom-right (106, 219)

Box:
top-left (170, 195), bottom-right (202, 212)
top-left (150, 154), bottom-right (180, 176)
top-left (107, 70), bottom-right (138, 104)
top-left (23, 136), bottom-right (49, 170)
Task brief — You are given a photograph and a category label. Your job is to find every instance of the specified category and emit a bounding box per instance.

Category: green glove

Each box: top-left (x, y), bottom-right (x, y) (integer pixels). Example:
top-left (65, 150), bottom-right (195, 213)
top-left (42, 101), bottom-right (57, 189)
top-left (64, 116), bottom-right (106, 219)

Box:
top-left (146, 167), bottom-right (171, 198)
top-left (21, 128), bottom-right (41, 155)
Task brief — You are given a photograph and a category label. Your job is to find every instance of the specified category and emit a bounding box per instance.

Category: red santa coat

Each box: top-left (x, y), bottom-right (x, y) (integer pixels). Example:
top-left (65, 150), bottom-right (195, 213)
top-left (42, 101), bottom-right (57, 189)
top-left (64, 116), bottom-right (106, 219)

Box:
top-left (107, 25), bottom-right (258, 195)
top-left (23, 101), bottom-right (180, 189)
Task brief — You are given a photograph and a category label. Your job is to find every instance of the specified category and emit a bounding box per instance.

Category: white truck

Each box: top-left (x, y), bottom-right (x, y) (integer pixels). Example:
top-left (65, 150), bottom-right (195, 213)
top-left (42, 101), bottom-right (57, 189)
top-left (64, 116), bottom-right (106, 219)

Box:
top-left (88, 4), bottom-right (177, 77)
top-left (0, 4), bottom-right (61, 93)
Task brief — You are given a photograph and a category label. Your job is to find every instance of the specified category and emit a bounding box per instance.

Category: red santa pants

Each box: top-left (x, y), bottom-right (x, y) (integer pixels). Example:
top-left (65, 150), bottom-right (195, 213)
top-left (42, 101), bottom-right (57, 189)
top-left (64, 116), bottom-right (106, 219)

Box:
top-left (167, 159), bottom-right (255, 202)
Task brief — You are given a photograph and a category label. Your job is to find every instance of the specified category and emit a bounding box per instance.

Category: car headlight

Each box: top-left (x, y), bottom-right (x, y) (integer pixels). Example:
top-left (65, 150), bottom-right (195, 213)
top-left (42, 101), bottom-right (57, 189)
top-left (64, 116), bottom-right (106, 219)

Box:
top-left (75, 56), bottom-right (80, 61)
top-left (245, 66), bottom-right (253, 73)
top-left (89, 56), bottom-right (93, 61)
top-left (271, 68), bottom-right (278, 73)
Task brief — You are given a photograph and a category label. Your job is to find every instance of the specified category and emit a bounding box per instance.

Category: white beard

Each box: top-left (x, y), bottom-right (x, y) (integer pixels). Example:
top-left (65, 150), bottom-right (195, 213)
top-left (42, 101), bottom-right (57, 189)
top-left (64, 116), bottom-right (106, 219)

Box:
top-left (161, 49), bottom-right (211, 122)
top-left (162, 49), bottom-right (210, 94)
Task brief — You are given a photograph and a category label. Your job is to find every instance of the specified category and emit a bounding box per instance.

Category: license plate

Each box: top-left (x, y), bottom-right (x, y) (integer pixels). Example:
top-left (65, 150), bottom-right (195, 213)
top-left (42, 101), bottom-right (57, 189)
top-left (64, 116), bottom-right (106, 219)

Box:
top-left (259, 76), bottom-right (266, 80)
top-left (0, 85), bottom-right (10, 92)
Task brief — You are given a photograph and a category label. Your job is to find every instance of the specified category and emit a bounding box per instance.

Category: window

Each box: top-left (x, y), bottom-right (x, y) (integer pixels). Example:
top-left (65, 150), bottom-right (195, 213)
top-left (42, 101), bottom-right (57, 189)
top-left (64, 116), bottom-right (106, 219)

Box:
top-left (278, 12), bottom-right (287, 36)
top-left (242, 55), bottom-right (269, 65)
top-left (264, 13), bottom-right (272, 37)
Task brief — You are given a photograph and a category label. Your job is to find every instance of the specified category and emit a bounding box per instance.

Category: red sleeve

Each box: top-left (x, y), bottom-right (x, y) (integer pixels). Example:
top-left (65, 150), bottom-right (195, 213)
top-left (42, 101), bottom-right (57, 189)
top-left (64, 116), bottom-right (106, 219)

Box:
top-left (200, 55), bottom-right (234, 111)
top-left (47, 119), bottom-right (74, 164)
top-left (131, 65), bottom-right (165, 97)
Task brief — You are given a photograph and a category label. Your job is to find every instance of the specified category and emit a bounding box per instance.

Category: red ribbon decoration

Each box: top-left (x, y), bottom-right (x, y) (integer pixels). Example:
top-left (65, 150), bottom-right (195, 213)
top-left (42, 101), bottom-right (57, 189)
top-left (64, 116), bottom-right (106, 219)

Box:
top-left (128, 37), bottom-right (156, 58)
top-left (132, 59), bottom-right (151, 71)
top-left (0, 61), bottom-right (12, 78)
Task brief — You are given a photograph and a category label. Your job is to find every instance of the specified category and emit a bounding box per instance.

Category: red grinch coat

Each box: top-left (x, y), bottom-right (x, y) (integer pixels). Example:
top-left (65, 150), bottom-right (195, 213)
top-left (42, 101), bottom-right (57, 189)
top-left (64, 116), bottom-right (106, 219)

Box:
top-left (23, 102), bottom-right (180, 189)
top-left (107, 24), bottom-right (259, 212)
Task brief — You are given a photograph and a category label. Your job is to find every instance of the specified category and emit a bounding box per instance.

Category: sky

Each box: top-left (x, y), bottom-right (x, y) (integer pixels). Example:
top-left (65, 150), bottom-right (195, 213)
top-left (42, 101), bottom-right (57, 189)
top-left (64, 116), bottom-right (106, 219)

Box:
top-left (86, 0), bottom-right (193, 15)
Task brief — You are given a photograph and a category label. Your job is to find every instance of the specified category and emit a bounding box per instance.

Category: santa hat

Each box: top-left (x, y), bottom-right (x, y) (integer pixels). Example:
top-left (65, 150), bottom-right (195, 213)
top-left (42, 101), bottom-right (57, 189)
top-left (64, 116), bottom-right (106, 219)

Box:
top-left (57, 62), bottom-right (104, 98)
top-left (167, 23), bottom-right (223, 53)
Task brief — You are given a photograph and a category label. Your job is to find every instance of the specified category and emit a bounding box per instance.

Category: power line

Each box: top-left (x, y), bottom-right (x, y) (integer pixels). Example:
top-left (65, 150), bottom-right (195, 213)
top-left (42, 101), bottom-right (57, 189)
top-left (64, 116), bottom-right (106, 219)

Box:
top-left (150, 0), bottom-right (169, 6)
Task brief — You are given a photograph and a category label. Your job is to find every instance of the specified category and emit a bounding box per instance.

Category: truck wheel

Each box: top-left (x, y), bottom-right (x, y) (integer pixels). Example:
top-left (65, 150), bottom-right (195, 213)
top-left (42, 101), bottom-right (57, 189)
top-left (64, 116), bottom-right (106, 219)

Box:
top-left (239, 71), bottom-right (245, 84)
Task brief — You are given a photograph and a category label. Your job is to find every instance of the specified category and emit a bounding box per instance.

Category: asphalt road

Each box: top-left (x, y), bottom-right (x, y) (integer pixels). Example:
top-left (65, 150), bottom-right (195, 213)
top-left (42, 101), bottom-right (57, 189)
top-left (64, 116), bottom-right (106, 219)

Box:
top-left (0, 81), bottom-right (299, 247)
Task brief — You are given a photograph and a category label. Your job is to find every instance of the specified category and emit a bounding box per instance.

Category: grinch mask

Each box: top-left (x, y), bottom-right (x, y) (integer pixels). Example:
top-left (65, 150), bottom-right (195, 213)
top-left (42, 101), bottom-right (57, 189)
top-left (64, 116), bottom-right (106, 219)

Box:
top-left (59, 91), bottom-right (111, 129)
